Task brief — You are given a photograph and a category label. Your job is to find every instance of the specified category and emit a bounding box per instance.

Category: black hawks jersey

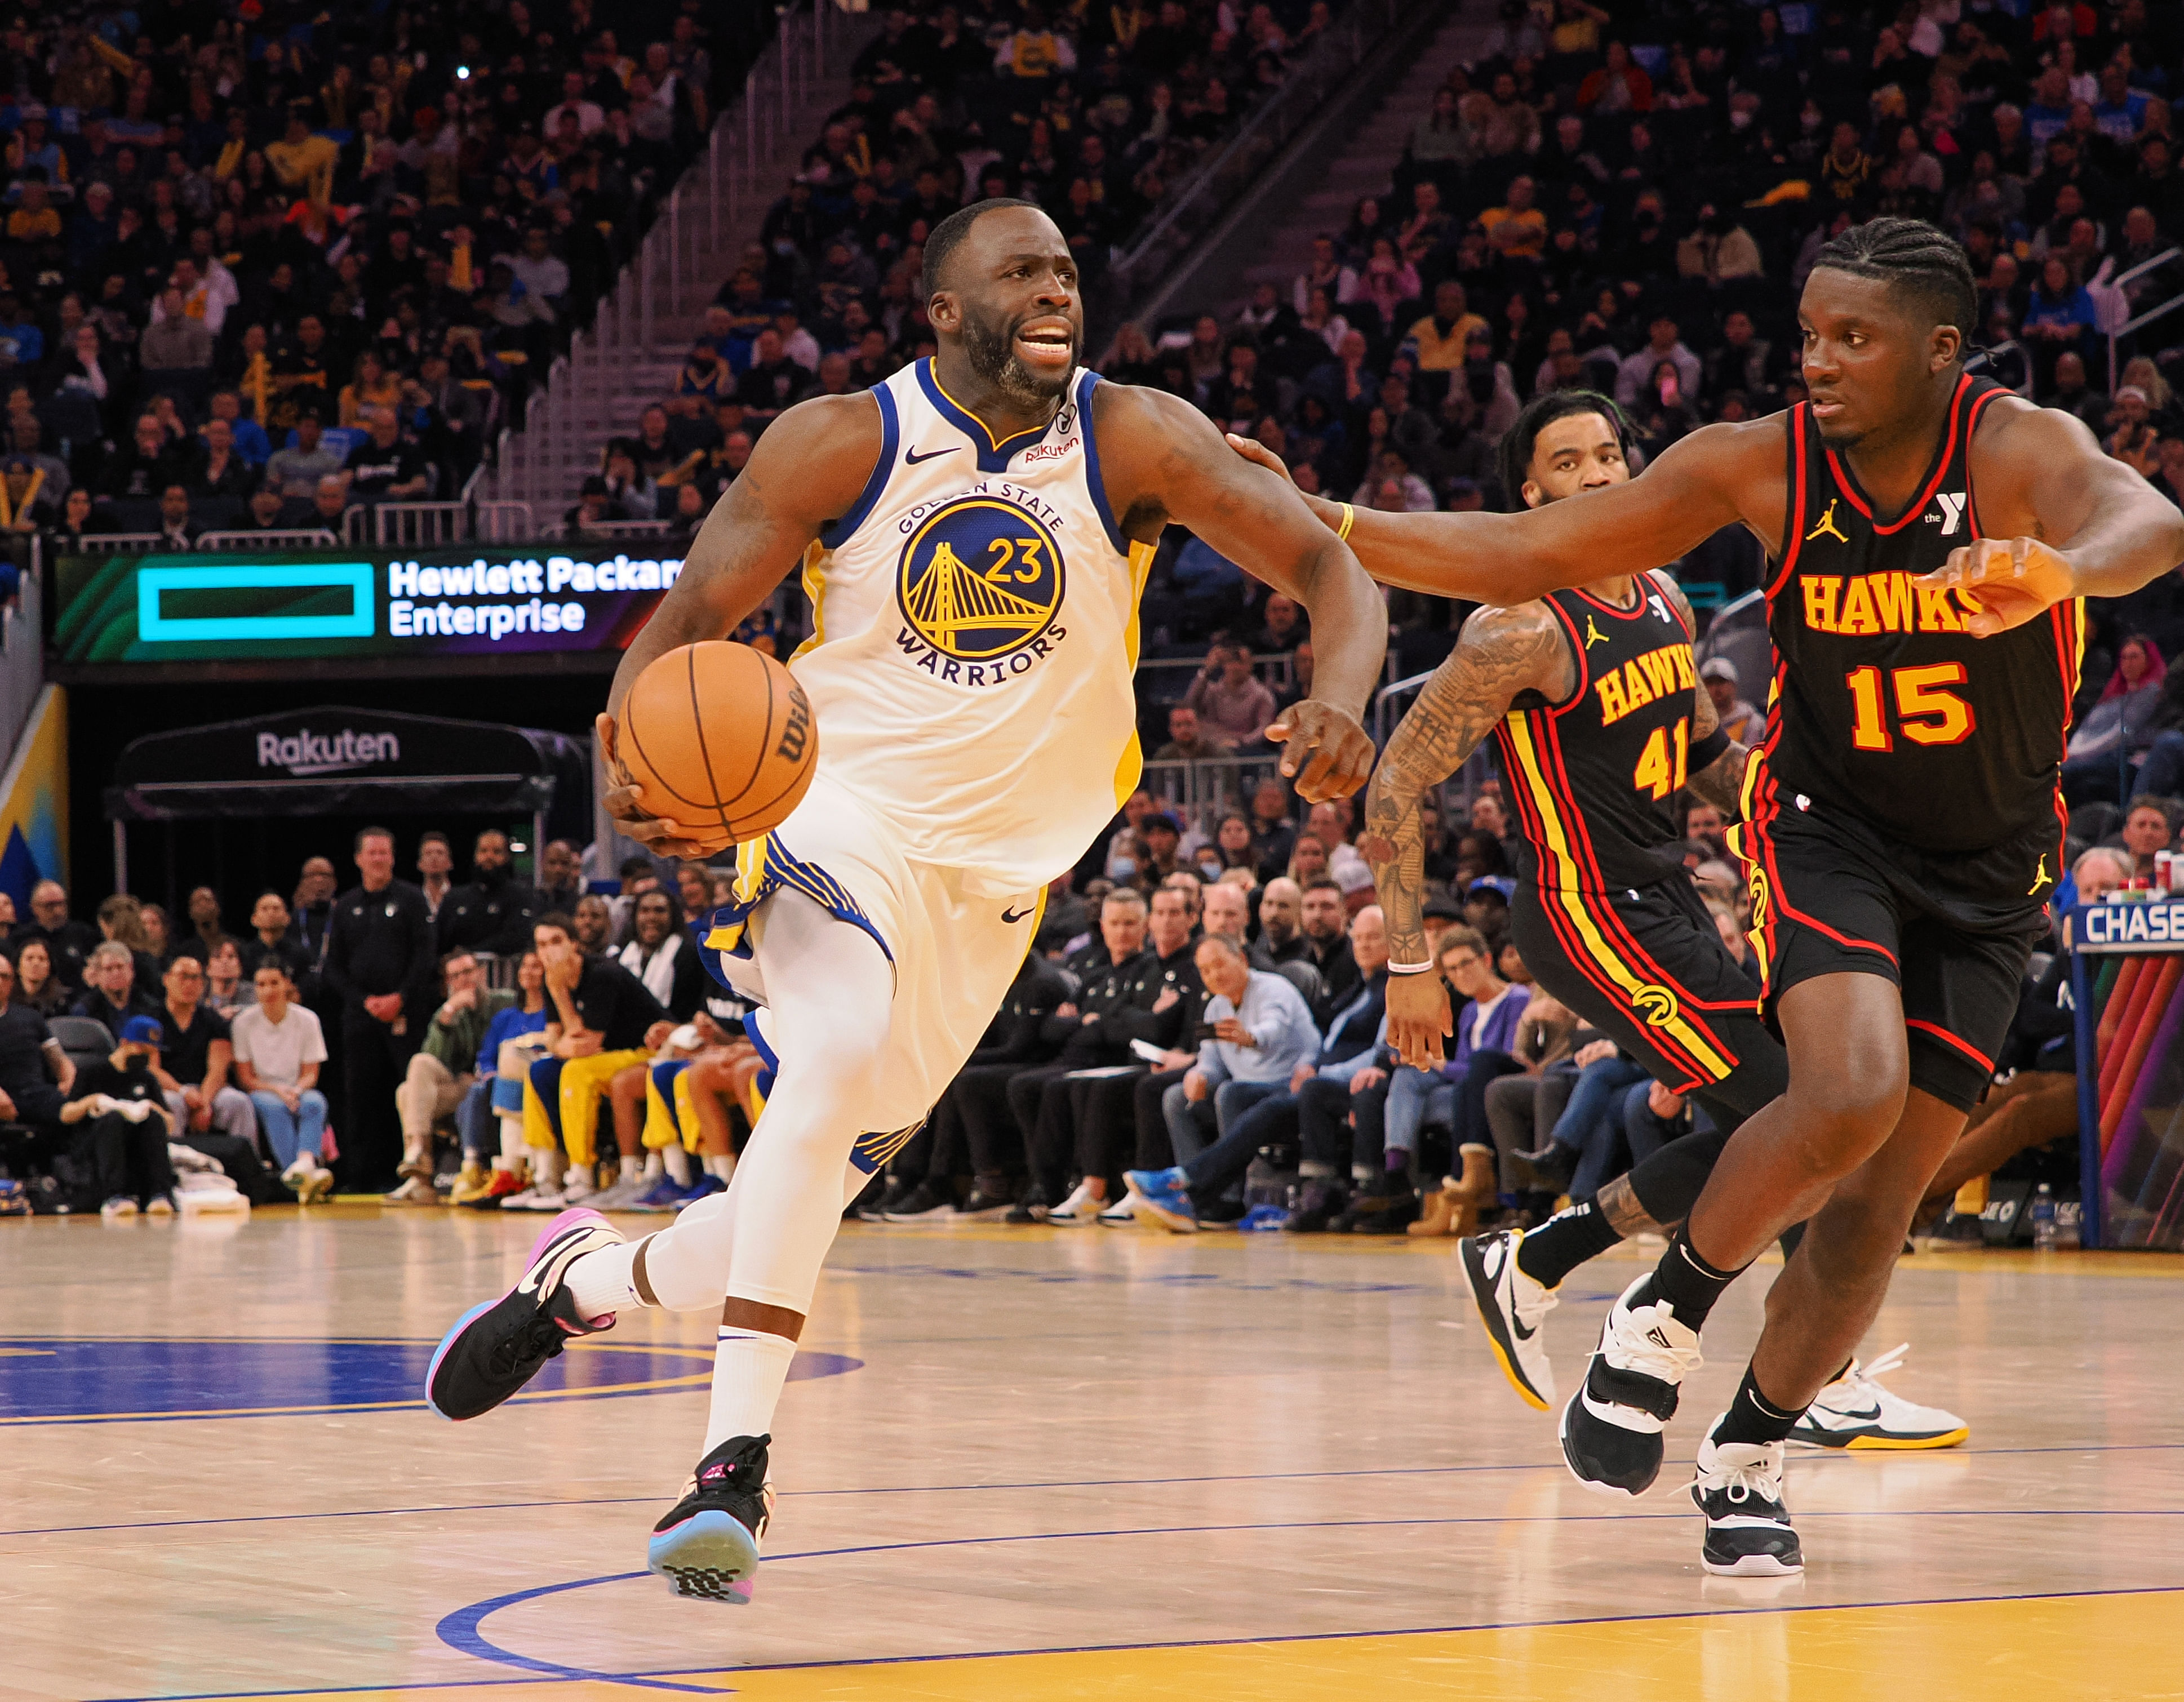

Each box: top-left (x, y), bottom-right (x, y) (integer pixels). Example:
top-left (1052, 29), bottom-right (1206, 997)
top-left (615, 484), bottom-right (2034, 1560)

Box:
top-left (1495, 570), bottom-right (1699, 894)
top-left (1762, 374), bottom-right (2083, 854)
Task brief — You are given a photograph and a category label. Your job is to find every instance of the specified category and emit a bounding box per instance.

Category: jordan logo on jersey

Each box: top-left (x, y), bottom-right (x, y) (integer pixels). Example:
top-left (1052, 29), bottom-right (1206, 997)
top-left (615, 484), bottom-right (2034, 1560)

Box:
top-left (894, 492), bottom-right (1071, 688)
top-left (1806, 499), bottom-right (1850, 544)
top-left (1583, 615), bottom-right (1608, 648)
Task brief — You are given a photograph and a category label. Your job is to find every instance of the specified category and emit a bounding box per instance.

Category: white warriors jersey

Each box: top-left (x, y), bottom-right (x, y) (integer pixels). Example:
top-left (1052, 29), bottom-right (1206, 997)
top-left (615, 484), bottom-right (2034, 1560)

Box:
top-left (785, 359), bottom-right (1156, 892)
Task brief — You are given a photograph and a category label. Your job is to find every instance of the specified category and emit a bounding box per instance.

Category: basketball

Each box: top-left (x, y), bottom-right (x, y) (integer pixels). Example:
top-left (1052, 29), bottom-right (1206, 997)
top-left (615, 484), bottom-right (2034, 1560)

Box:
top-left (616, 640), bottom-right (816, 845)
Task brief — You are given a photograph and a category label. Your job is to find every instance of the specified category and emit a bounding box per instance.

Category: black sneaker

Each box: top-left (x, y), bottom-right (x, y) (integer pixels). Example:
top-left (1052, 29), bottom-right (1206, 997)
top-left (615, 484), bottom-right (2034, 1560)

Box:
top-left (1345, 1194), bottom-right (1421, 1234)
top-left (1282, 1180), bottom-right (1346, 1233)
top-left (425, 1207), bottom-right (623, 1421)
top-left (880, 1180), bottom-right (955, 1222)
top-left (1004, 1188), bottom-right (1051, 1225)
top-left (951, 1188), bottom-right (1016, 1221)
top-left (1692, 1421), bottom-right (1803, 1576)
top-left (649, 1433), bottom-right (774, 1603)
top-left (859, 1175), bottom-right (921, 1221)
top-left (1557, 1273), bottom-right (1702, 1497)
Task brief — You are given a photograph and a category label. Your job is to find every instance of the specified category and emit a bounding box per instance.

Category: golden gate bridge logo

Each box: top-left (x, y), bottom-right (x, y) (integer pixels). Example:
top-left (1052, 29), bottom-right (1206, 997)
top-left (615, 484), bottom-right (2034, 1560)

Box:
top-left (896, 497), bottom-right (1066, 662)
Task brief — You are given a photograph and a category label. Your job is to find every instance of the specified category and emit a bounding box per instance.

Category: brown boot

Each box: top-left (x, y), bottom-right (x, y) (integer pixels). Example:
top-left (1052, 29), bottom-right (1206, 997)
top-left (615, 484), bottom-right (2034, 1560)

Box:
top-left (1437, 1145), bottom-right (1501, 1239)
top-left (1408, 1181), bottom-right (1463, 1237)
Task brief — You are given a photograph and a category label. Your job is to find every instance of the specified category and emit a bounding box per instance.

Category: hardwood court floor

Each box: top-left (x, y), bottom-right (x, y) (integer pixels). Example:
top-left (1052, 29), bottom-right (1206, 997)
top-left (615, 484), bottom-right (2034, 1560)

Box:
top-left (3, 1206), bottom-right (2180, 1701)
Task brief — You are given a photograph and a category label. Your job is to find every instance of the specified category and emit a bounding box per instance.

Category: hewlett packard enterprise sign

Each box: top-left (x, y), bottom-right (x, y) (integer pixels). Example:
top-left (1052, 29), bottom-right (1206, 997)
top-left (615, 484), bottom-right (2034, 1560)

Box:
top-left (52, 547), bottom-right (685, 664)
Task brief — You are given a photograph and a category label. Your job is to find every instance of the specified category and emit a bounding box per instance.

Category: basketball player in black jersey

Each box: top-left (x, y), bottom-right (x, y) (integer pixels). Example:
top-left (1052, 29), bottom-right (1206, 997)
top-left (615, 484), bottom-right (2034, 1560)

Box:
top-left (1233, 217), bottom-right (2184, 1575)
top-left (1347, 390), bottom-right (1964, 1471)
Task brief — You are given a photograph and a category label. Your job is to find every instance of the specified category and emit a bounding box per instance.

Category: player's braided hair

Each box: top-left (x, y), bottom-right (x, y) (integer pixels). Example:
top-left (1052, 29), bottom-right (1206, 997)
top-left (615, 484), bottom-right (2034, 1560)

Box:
top-left (1497, 388), bottom-right (1636, 508)
top-left (921, 197), bottom-right (1045, 299)
top-left (1808, 216), bottom-right (1978, 341)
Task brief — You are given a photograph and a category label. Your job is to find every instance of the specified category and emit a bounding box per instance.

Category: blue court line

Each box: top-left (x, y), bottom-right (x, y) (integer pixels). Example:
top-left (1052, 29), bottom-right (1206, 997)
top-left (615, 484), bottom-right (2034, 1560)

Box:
top-left (437, 1518), bottom-right (2184, 1691)
top-left (16, 1442), bottom-right (2182, 1541)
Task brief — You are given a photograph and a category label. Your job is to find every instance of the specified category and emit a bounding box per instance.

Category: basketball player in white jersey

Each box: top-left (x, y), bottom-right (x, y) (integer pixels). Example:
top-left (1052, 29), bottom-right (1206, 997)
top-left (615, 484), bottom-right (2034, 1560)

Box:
top-left (426, 200), bottom-right (1388, 1602)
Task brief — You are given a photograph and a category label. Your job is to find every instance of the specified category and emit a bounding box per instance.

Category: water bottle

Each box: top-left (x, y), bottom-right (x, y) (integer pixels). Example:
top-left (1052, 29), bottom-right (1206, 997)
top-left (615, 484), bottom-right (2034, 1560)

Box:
top-left (2031, 1183), bottom-right (2057, 1251)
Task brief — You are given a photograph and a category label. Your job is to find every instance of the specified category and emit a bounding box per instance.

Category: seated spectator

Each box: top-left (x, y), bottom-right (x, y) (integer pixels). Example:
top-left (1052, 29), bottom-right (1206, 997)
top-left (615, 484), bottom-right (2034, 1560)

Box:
top-left (151, 954), bottom-right (258, 1150)
top-left (104, 412), bottom-right (194, 500)
top-left (60, 1015), bottom-right (179, 1217)
top-left (0, 950), bottom-right (73, 1156)
top-left (1184, 643), bottom-right (1277, 748)
top-left (138, 286), bottom-right (215, 375)
top-left (12, 881), bottom-right (98, 990)
top-left (344, 405), bottom-right (432, 500)
top-left (232, 959), bottom-right (331, 1198)
top-left (72, 941), bottom-right (161, 1033)
top-left (618, 888), bottom-right (712, 1021)
top-left (449, 950), bottom-right (553, 1206)
top-left (1129, 931), bottom-right (1323, 1230)
top-left (203, 937), bottom-right (254, 1018)
top-left (190, 417), bottom-right (256, 500)
top-left (264, 412), bottom-right (345, 499)
top-left (310, 476), bottom-right (355, 537)
top-left (5, 937), bottom-right (71, 1017)
top-left (152, 484), bottom-right (200, 549)
top-left (2107, 795), bottom-right (2178, 881)
top-left (387, 949), bottom-right (513, 1204)
top-left (1700, 658), bottom-right (1761, 744)
top-left (2063, 636), bottom-right (2166, 806)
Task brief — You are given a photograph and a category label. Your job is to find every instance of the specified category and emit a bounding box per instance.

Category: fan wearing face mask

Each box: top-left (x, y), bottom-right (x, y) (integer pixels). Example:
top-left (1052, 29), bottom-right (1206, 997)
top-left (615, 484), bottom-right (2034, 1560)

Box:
top-left (60, 1015), bottom-right (180, 1219)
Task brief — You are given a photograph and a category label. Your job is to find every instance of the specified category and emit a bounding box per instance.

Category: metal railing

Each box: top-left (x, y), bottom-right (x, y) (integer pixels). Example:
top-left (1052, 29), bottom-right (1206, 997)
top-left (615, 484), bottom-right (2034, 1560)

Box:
top-left (2106, 245), bottom-right (2184, 391)
top-left (196, 529), bottom-right (339, 550)
top-left (374, 501), bottom-right (470, 547)
top-left (473, 501), bottom-right (538, 543)
top-left (564, 518), bottom-right (674, 541)
top-left (495, 0), bottom-right (854, 513)
top-left (70, 532), bottom-right (163, 554)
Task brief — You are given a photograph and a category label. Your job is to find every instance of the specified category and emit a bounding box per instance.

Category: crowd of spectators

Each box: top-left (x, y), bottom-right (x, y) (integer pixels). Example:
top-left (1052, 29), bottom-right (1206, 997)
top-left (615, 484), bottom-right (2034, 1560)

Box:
top-left (566, 0), bottom-right (1357, 535)
top-left (1, 1), bottom-right (774, 553)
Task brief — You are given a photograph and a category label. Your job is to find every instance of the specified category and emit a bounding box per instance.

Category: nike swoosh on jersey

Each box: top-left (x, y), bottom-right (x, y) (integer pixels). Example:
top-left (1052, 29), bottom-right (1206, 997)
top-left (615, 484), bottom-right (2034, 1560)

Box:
top-left (1002, 904), bottom-right (1036, 923)
top-left (904, 445), bottom-right (958, 464)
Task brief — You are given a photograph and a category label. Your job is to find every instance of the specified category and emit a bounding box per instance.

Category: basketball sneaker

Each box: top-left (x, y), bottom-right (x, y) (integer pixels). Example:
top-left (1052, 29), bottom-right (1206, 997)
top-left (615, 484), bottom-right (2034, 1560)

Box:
top-left (1122, 1166), bottom-right (1198, 1233)
top-left (1788, 1344), bottom-right (1967, 1450)
top-left (101, 1195), bottom-right (137, 1219)
top-left (1043, 1180), bottom-right (1106, 1225)
top-left (1691, 1420), bottom-right (1803, 1576)
top-left (1461, 1229), bottom-right (1559, 1411)
top-left (881, 1180), bottom-right (954, 1221)
top-left (1559, 1273), bottom-right (1702, 1497)
top-left (425, 1208), bottom-right (623, 1420)
top-left (649, 1434), bottom-right (774, 1605)
top-left (144, 1190), bottom-right (177, 1216)
top-left (465, 1167), bottom-right (529, 1209)
top-left (1096, 1191), bottom-right (1140, 1225)
top-left (448, 1162), bottom-right (495, 1206)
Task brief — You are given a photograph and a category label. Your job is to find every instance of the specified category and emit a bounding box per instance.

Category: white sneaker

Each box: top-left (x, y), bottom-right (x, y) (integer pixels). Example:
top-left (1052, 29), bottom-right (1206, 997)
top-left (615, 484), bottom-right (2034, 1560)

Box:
top-left (1559, 1272), bottom-right (1704, 1498)
top-left (587, 1173), bottom-right (651, 1212)
top-left (381, 1176), bottom-right (438, 1206)
top-left (1789, 1344), bottom-right (1968, 1450)
top-left (516, 1184), bottom-right (572, 1211)
top-left (295, 1164), bottom-right (336, 1204)
top-left (144, 1192), bottom-right (177, 1216)
top-left (561, 1167), bottom-right (596, 1203)
top-left (1045, 1180), bottom-right (1106, 1225)
top-left (1461, 1228), bottom-right (1560, 1411)
top-left (1097, 1192), bottom-right (1140, 1225)
top-left (1692, 1421), bottom-right (1803, 1576)
top-left (101, 1195), bottom-right (139, 1220)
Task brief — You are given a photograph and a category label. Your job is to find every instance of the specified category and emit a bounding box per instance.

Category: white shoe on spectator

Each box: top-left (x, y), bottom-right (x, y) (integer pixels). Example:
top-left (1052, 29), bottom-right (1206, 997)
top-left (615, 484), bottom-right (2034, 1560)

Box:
top-left (515, 1184), bottom-right (572, 1211)
top-left (293, 1163), bottom-right (336, 1204)
top-left (382, 1176), bottom-right (438, 1206)
top-left (101, 1196), bottom-right (138, 1220)
top-left (280, 1156), bottom-right (316, 1190)
top-left (1097, 1192), bottom-right (1140, 1225)
top-left (1045, 1181), bottom-right (1106, 1225)
top-left (587, 1169), bottom-right (652, 1212)
top-left (561, 1165), bottom-right (596, 1203)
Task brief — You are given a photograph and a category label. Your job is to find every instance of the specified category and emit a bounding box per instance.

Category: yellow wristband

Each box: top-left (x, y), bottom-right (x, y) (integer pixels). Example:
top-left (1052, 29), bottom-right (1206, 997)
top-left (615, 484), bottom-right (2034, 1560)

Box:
top-left (1336, 502), bottom-right (1356, 541)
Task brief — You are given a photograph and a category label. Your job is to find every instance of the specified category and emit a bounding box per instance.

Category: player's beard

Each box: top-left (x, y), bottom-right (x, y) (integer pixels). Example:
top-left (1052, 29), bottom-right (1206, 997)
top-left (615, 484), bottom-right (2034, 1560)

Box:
top-left (960, 305), bottom-right (1075, 407)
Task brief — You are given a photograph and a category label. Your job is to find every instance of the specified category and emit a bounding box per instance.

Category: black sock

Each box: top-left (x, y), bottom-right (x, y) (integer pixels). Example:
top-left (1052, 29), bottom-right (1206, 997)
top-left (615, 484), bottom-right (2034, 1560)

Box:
top-left (1630, 1225), bottom-right (1744, 1330)
top-left (1515, 1199), bottom-right (1622, 1288)
top-left (1711, 1364), bottom-right (1805, 1447)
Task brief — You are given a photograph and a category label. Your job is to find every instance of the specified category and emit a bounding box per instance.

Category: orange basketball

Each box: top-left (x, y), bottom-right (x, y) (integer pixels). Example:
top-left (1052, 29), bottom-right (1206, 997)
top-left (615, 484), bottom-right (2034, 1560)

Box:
top-left (617, 641), bottom-right (817, 846)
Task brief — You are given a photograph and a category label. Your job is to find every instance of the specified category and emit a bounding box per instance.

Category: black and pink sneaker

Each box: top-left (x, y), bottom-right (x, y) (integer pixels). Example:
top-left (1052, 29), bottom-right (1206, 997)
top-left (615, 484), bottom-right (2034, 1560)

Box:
top-left (647, 1434), bottom-right (774, 1604)
top-left (425, 1207), bottom-right (623, 1421)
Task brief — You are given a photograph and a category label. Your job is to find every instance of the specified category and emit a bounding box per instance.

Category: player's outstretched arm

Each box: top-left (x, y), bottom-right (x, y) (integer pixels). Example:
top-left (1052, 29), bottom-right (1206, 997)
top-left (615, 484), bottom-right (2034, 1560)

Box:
top-left (595, 392), bottom-right (885, 856)
top-left (1923, 401), bottom-right (2184, 634)
top-left (1657, 576), bottom-right (1749, 816)
top-left (1359, 603), bottom-right (1571, 1068)
top-left (1100, 384), bottom-right (1385, 800)
top-left (1228, 422), bottom-right (1774, 605)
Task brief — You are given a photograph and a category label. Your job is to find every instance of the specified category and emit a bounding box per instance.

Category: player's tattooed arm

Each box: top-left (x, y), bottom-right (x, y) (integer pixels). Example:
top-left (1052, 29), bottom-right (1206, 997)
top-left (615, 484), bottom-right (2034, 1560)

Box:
top-left (1657, 576), bottom-right (1748, 816)
top-left (1362, 604), bottom-right (1573, 1068)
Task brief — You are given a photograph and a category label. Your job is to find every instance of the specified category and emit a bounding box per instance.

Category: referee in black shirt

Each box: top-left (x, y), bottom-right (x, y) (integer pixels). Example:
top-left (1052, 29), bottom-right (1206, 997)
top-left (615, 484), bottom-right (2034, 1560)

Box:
top-left (323, 827), bottom-right (437, 1190)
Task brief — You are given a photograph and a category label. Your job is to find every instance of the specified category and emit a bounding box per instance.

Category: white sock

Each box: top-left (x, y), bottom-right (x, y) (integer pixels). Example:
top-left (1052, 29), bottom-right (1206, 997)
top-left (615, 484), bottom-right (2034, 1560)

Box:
top-left (618, 1153), bottom-right (643, 1183)
top-left (663, 1145), bottom-right (693, 1185)
top-left (643, 1151), bottom-right (665, 1179)
top-left (704, 1327), bottom-right (796, 1455)
top-left (498, 1117), bottom-right (527, 1165)
top-left (566, 1234), bottom-right (652, 1320)
top-left (705, 1151), bottom-right (736, 1184)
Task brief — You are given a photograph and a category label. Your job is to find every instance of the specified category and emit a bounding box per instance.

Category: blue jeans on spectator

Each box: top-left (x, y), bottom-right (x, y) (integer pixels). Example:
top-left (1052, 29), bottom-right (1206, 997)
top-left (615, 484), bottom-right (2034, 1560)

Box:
top-left (2138, 730), bottom-right (2184, 801)
top-left (250, 1088), bottom-right (329, 1169)
top-left (1161, 1080), bottom-right (1219, 1166)
top-left (1383, 1065), bottom-right (1454, 1162)
top-left (458, 1077), bottom-right (497, 1159)
top-left (1553, 1056), bottom-right (1648, 1198)
top-left (1621, 1079), bottom-right (1697, 1174)
top-left (1182, 1084), bottom-right (1302, 1202)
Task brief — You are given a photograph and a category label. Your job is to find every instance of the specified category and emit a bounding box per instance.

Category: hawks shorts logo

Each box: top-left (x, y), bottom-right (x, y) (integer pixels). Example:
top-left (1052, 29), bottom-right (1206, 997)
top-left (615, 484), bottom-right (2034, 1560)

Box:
top-left (896, 496), bottom-right (1066, 663)
top-left (1631, 984), bottom-right (1680, 1027)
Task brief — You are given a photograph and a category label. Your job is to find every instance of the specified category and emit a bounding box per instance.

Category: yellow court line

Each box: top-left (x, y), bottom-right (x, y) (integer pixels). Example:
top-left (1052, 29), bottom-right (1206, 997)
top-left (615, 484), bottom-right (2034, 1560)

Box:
top-left (248, 1589), bottom-right (2184, 1702)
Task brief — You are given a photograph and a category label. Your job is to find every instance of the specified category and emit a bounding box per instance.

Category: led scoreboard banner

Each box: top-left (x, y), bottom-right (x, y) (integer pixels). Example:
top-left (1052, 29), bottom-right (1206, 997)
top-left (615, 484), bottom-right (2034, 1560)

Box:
top-left (50, 546), bottom-right (687, 665)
